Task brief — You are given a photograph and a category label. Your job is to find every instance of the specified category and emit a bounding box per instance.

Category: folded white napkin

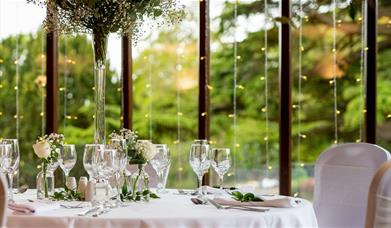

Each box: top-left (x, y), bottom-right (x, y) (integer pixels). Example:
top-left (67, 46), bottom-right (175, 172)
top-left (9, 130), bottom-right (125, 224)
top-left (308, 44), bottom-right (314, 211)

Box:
top-left (8, 201), bottom-right (60, 214)
top-left (214, 196), bottom-right (298, 208)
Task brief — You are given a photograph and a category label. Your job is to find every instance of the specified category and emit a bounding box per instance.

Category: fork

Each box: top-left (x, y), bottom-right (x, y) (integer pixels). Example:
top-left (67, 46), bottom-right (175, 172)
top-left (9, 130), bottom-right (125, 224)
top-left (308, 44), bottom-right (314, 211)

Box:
top-left (207, 199), bottom-right (269, 212)
top-left (61, 202), bottom-right (86, 209)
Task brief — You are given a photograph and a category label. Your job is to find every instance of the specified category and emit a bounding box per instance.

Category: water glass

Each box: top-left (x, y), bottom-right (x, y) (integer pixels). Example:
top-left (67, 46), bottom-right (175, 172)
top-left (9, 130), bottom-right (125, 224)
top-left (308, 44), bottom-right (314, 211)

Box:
top-left (211, 148), bottom-right (231, 190)
top-left (189, 143), bottom-right (210, 196)
top-left (59, 144), bottom-right (77, 180)
top-left (83, 144), bottom-right (104, 179)
top-left (0, 142), bottom-right (19, 202)
top-left (0, 139), bottom-right (20, 191)
top-left (108, 139), bottom-right (128, 206)
top-left (150, 144), bottom-right (171, 193)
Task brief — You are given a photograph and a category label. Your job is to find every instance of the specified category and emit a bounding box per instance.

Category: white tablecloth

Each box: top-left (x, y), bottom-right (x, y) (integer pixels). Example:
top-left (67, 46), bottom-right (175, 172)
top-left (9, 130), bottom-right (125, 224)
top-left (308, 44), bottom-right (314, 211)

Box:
top-left (7, 190), bottom-right (318, 228)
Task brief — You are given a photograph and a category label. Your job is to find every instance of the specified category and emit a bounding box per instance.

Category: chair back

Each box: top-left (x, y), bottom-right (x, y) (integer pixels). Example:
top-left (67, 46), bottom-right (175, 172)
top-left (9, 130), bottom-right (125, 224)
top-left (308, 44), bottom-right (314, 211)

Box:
top-left (0, 173), bottom-right (8, 227)
top-left (314, 143), bottom-right (390, 227)
top-left (366, 160), bottom-right (391, 228)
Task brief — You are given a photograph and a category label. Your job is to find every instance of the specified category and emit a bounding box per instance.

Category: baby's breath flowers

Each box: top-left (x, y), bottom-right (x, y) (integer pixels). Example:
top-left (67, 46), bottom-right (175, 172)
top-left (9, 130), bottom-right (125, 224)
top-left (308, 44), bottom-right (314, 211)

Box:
top-left (27, 0), bottom-right (185, 63)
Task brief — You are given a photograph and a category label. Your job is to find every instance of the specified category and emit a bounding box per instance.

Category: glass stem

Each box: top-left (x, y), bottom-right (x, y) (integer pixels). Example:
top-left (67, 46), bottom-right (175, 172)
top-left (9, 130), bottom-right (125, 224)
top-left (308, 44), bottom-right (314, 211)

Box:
top-left (7, 172), bottom-right (13, 202)
top-left (198, 176), bottom-right (203, 196)
top-left (158, 172), bottom-right (163, 189)
top-left (219, 175), bottom-right (224, 190)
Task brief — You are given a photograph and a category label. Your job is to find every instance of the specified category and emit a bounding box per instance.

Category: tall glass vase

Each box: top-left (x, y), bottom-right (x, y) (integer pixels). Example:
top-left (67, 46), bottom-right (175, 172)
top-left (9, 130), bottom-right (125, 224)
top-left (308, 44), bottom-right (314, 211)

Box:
top-left (92, 33), bottom-right (108, 144)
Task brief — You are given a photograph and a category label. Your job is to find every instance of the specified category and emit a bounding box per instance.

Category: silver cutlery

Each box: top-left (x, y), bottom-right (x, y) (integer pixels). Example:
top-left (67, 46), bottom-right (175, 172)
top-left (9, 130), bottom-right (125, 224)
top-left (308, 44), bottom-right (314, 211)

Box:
top-left (178, 189), bottom-right (197, 195)
top-left (61, 202), bottom-right (86, 209)
top-left (92, 209), bottom-right (111, 217)
top-left (78, 206), bottom-right (102, 216)
top-left (207, 199), bottom-right (269, 212)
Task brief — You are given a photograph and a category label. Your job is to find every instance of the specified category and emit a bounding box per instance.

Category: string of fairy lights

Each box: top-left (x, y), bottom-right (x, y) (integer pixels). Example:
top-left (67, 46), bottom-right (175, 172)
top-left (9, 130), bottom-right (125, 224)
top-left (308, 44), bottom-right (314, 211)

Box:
top-left (232, 0), bottom-right (239, 185)
top-left (358, 1), bottom-right (366, 142)
top-left (175, 40), bottom-right (184, 185)
top-left (62, 37), bottom-right (69, 131)
top-left (40, 29), bottom-right (45, 135)
top-left (146, 53), bottom-right (153, 140)
top-left (14, 7), bottom-right (20, 140)
top-left (263, 0), bottom-right (271, 173)
top-left (332, 0), bottom-right (339, 144)
top-left (297, 0), bottom-right (304, 168)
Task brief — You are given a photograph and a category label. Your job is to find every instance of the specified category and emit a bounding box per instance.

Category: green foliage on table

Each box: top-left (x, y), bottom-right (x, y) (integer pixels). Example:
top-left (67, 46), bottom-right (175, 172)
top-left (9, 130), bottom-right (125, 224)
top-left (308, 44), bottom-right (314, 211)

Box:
top-left (120, 185), bottom-right (159, 202)
top-left (231, 191), bottom-right (263, 203)
top-left (52, 186), bottom-right (82, 201)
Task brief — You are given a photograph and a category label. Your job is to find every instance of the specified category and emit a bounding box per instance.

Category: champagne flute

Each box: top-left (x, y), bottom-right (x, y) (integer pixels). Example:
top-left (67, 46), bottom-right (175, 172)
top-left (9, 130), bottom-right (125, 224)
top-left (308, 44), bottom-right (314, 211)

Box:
top-left (211, 148), bottom-right (231, 190)
top-left (83, 144), bottom-right (104, 180)
top-left (189, 143), bottom-right (210, 196)
top-left (59, 144), bottom-right (77, 181)
top-left (150, 144), bottom-right (171, 193)
top-left (0, 142), bottom-right (19, 202)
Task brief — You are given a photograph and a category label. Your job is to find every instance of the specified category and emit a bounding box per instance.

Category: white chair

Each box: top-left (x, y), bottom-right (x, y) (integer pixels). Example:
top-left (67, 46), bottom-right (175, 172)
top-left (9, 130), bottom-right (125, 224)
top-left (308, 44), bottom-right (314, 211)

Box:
top-left (314, 143), bottom-right (390, 228)
top-left (365, 160), bottom-right (391, 228)
top-left (0, 173), bottom-right (8, 227)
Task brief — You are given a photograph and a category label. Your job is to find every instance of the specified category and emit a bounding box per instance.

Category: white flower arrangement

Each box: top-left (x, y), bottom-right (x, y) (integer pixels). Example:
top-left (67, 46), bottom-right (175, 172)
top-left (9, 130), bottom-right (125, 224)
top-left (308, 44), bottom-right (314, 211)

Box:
top-left (109, 128), bottom-right (138, 151)
top-left (33, 133), bottom-right (64, 164)
top-left (32, 133), bottom-right (65, 198)
top-left (135, 140), bottom-right (158, 162)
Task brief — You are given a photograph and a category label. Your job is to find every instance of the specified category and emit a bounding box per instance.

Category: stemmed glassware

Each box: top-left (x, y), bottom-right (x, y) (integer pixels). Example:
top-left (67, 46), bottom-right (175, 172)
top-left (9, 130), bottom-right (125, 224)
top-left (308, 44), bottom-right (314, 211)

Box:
top-left (150, 144), bottom-right (171, 193)
top-left (0, 140), bottom-right (20, 202)
top-left (83, 144), bottom-right (104, 180)
top-left (189, 141), bottom-right (210, 196)
top-left (59, 144), bottom-right (77, 181)
top-left (211, 148), bottom-right (231, 190)
top-left (108, 139), bottom-right (128, 206)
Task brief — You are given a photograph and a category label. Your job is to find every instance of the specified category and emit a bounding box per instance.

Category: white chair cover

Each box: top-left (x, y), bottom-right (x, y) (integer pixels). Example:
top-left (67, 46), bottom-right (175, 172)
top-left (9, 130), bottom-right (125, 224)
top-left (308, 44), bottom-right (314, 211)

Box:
top-left (366, 161), bottom-right (391, 228)
top-left (0, 173), bottom-right (8, 228)
top-left (314, 143), bottom-right (390, 228)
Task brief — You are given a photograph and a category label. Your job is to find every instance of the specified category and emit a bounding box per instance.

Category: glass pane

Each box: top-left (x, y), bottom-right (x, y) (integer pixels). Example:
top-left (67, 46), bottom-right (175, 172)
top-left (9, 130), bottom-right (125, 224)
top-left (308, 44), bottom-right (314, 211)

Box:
top-left (291, 1), bottom-right (369, 200)
top-left (0, 0), bottom-right (46, 187)
top-left (132, 1), bottom-right (199, 189)
top-left (210, 0), bottom-right (280, 194)
top-left (377, 0), bottom-right (391, 150)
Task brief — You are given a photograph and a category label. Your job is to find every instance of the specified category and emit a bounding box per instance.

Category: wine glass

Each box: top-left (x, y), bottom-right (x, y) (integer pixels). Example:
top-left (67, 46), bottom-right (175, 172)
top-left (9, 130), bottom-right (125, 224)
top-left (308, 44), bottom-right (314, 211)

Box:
top-left (189, 143), bottom-right (210, 196)
top-left (0, 139), bottom-right (20, 193)
top-left (211, 148), bottom-right (231, 190)
top-left (108, 139), bottom-right (128, 205)
top-left (83, 144), bottom-right (104, 180)
top-left (0, 142), bottom-right (19, 202)
top-left (150, 144), bottom-right (171, 193)
top-left (59, 144), bottom-right (77, 181)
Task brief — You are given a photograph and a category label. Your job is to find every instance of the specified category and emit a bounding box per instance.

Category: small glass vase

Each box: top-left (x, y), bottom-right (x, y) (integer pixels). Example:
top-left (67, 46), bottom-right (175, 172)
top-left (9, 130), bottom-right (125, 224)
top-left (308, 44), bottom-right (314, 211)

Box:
top-left (131, 164), bottom-right (150, 196)
top-left (36, 164), bottom-right (54, 200)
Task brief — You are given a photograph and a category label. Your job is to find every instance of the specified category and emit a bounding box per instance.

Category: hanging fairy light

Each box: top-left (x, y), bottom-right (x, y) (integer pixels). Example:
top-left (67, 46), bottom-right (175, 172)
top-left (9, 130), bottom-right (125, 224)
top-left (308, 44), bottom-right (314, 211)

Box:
top-left (145, 52), bottom-right (153, 141)
top-left (175, 41), bottom-right (183, 185)
top-left (62, 36), bottom-right (69, 131)
top-left (297, 0), bottom-right (304, 168)
top-left (40, 29), bottom-right (46, 135)
top-left (15, 9), bottom-right (20, 140)
top-left (332, 0), bottom-right (338, 144)
top-left (263, 0), bottom-right (271, 173)
top-left (357, 1), bottom-right (366, 143)
top-left (232, 0), bottom-right (239, 184)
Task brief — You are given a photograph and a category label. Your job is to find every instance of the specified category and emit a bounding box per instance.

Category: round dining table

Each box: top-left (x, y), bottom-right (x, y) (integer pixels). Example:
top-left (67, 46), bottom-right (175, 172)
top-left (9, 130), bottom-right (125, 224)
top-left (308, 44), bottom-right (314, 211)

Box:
top-left (6, 189), bottom-right (318, 228)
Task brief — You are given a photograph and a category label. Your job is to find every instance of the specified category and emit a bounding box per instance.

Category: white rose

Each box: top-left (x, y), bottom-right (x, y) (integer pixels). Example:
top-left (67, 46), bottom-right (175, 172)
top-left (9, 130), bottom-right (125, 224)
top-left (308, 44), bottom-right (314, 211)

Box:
top-left (33, 140), bottom-right (51, 159)
top-left (142, 141), bottom-right (158, 161)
